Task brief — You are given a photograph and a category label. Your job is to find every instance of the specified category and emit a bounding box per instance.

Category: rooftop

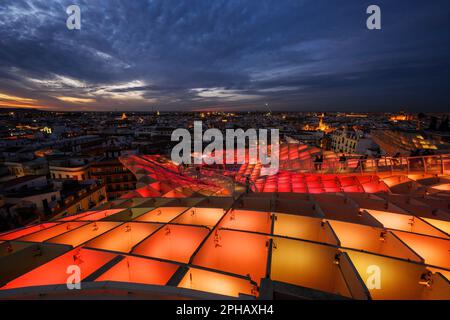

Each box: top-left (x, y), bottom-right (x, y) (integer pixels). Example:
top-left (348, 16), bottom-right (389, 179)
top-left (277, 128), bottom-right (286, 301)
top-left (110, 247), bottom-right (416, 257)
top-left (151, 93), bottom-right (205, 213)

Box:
top-left (0, 146), bottom-right (449, 300)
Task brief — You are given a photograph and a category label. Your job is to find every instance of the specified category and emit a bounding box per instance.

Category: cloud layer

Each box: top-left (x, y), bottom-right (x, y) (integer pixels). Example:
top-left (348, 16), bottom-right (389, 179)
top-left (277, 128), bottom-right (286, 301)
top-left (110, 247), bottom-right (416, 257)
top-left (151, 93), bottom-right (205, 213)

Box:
top-left (0, 0), bottom-right (449, 111)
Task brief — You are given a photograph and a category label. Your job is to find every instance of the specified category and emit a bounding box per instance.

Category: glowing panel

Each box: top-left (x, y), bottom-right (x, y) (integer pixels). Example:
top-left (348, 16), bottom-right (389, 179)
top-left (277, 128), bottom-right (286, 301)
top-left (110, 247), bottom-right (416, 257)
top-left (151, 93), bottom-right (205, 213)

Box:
top-left (85, 222), bottom-right (161, 253)
top-left (0, 223), bottom-right (59, 241)
top-left (392, 231), bottom-right (450, 269)
top-left (1, 248), bottom-right (116, 290)
top-left (192, 230), bottom-right (269, 285)
top-left (135, 207), bottom-right (188, 223)
top-left (178, 268), bottom-right (256, 298)
top-left (95, 256), bottom-right (178, 285)
top-left (270, 237), bottom-right (344, 295)
top-left (346, 250), bottom-right (428, 300)
top-left (132, 225), bottom-right (209, 263)
top-left (219, 210), bottom-right (272, 234)
top-left (328, 220), bottom-right (421, 261)
top-left (172, 208), bottom-right (224, 228)
top-left (273, 214), bottom-right (332, 243)
top-left (423, 218), bottom-right (450, 235)
top-left (46, 222), bottom-right (121, 247)
top-left (18, 222), bottom-right (88, 242)
top-left (366, 210), bottom-right (447, 237)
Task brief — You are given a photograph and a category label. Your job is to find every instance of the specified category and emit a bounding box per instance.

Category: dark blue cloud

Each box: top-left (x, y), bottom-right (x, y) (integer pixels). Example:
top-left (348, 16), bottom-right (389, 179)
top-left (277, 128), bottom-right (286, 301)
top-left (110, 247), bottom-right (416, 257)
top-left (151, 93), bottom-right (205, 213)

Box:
top-left (0, 0), bottom-right (449, 111)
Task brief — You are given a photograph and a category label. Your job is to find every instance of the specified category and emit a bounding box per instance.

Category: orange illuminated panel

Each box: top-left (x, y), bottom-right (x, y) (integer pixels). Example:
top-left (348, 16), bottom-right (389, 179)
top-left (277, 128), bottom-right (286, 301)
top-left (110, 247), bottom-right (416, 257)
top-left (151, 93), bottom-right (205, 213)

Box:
top-left (392, 231), bottom-right (450, 269)
top-left (219, 209), bottom-right (272, 234)
top-left (135, 207), bottom-right (188, 223)
top-left (423, 218), bottom-right (450, 235)
top-left (58, 211), bottom-right (99, 222)
top-left (85, 222), bottom-right (161, 253)
top-left (270, 237), bottom-right (345, 295)
top-left (95, 255), bottom-right (178, 285)
top-left (1, 248), bottom-right (117, 290)
top-left (192, 230), bottom-right (269, 284)
top-left (329, 220), bottom-right (422, 261)
top-left (18, 222), bottom-right (88, 242)
top-left (77, 209), bottom-right (124, 221)
top-left (274, 214), bottom-right (333, 243)
top-left (46, 222), bottom-right (122, 247)
top-left (178, 268), bottom-right (256, 298)
top-left (172, 207), bottom-right (224, 227)
top-left (428, 267), bottom-right (450, 281)
top-left (346, 250), bottom-right (428, 300)
top-left (366, 209), bottom-right (447, 237)
top-left (432, 183), bottom-right (450, 191)
top-left (0, 223), bottom-right (59, 241)
top-left (132, 225), bottom-right (209, 263)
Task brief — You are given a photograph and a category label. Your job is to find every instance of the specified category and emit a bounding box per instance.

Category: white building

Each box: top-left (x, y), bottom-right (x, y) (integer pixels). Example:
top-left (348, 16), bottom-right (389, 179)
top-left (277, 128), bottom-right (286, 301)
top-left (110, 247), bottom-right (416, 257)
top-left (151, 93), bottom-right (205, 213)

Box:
top-left (331, 128), bottom-right (376, 155)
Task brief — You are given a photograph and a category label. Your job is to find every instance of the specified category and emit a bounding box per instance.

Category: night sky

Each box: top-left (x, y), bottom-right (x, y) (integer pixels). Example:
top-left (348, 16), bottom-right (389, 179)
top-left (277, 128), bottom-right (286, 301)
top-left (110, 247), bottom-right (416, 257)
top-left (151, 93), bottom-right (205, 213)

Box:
top-left (0, 0), bottom-right (449, 112)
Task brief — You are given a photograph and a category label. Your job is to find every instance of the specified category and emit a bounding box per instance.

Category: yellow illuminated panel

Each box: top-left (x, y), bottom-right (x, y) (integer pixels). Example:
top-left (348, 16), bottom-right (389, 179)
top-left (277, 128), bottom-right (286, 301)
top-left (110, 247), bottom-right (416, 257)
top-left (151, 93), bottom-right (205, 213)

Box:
top-left (178, 268), bottom-right (256, 298)
top-left (345, 250), bottom-right (427, 300)
top-left (423, 218), bottom-right (450, 235)
top-left (172, 208), bottom-right (224, 227)
top-left (270, 237), bottom-right (348, 296)
top-left (366, 210), bottom-right (446, 237)
top-left (135, 207), bottom-right (188, 223)
top-left (274, 214), bottom-right (333, 243)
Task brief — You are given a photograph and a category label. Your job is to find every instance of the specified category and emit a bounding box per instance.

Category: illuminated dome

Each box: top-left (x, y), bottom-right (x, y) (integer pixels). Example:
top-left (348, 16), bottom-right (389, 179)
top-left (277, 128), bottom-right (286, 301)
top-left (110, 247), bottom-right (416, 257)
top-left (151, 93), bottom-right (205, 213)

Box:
top-left (0, 150), bottom-right (449, 300)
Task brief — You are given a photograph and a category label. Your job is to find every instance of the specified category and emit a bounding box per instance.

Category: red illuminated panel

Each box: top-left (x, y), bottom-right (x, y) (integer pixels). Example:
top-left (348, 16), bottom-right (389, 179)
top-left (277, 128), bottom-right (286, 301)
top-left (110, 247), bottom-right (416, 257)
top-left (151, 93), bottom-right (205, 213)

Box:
top-left (132, 225), bottom-right (209, 263)
top-left (77, 209), bottom-right (124, 221)
top-left (95, 255), bottom-right (178, 285)
top-left (18, 222), bottom-right (88, 242)
top-left (0, 223), bottom-right (60, 241)
top-left (362, 181), bottom-right (389, 193)
top-left (85, 222), bottom-right (161, 253)
top-left (392, 231), bottom-right (450, 269)
top-left (192, 230), bottom-right (269, 284)
top-left (219, 210), bottom-right (272, 234)
top-left (135, 207), bottom-right (188, 223)
top-left (46, 222), bottom-right (122, 247)
top-left (1, 248), bottom-right (117, 290)
top-left (172, 208), bottom-right (225, 228)
top-left (178, 268), bottom-right (256, 298)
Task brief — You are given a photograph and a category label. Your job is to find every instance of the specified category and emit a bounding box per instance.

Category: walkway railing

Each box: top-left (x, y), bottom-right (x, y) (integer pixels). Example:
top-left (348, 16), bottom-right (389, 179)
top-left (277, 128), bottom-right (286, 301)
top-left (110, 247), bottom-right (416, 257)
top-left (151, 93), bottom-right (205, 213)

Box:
top-left (297, 154), bottom-right (450, 175)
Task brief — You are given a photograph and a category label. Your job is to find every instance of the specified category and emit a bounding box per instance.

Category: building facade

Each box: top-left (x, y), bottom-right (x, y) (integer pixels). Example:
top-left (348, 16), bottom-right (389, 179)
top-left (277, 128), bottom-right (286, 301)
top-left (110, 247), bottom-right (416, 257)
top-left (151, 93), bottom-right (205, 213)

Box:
top-left (90, 159), bottom-right (136, 200)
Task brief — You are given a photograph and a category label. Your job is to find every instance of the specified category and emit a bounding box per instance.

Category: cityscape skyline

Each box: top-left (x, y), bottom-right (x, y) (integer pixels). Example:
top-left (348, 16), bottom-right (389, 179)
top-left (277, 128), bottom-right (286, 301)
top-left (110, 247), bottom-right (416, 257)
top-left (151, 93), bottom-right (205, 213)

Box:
top-left (0, 0), bottom-right (449, 112)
